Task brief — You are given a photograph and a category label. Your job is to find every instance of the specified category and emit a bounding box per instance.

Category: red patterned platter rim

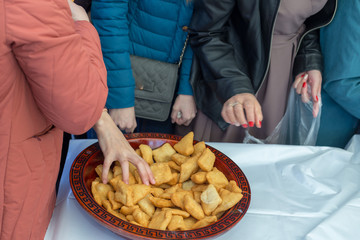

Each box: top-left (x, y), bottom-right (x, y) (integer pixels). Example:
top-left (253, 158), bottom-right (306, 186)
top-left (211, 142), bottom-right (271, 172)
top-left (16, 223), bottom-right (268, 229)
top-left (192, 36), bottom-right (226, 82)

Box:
top-left (70, 133), bottom-right (251, 240)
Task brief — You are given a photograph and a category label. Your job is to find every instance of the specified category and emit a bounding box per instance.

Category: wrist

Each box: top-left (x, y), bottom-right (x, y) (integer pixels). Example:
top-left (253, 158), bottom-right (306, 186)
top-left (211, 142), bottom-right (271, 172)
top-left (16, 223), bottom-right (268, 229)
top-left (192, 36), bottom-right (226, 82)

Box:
top-left (93, 109), bottom-right (111, 134)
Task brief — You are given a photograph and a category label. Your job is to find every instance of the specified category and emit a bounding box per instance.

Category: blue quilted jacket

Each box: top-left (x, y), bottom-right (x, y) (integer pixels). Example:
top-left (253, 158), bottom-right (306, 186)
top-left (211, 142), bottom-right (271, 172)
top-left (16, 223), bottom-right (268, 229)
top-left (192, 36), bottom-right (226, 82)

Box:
top-left (91, 0), bottom-right (194, 109)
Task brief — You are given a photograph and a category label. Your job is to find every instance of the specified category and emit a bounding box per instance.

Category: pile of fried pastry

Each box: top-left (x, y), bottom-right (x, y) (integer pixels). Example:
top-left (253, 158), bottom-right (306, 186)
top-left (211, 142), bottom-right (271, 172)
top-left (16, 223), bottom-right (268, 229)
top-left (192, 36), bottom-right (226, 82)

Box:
top-left (91, 132), bottom-right (243, 231)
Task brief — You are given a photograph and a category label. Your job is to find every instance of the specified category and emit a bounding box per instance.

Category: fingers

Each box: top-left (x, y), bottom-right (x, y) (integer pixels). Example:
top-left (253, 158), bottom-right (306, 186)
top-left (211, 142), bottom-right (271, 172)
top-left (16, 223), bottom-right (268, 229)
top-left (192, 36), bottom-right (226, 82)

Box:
top-left (310, 78), bottom-right (321, 104)
top-left (134, 162), bottom-right (149, 185)
top-left (109, 108), bottom-right (137, 133)
top-left (171, 95), bottom-right (197, 126)
top-left (222, 94), bottom-right (263, 128)
top-left (241, 101), bottom-right (262, 128)
top-left (296, 73), bottom-right (308, 94)
top-left (127, 123), bottom-right (137, 133)
top-left (295, 70), bottom-right (322, 112)
top-left (116, 119), bottom-right (136, 133)
top-left (174, 111), bottom-right (186, 125)
top-left (293, 73), bottom-right (307, 89)
top-left (295, 73), bottom-right (312, 103)
top-left (221, 103), bottom-right (241, 126)
top-left (254, 105), bottom-right (263, 128)
top-left (301, 82), bottom-right (311, 103)
top-left (242, 101), bottom-right (256, 127)
top-left (233, 103), bottom-right (248, 127)
top-left (313, 101), bottom-right (320, 118)
top-left (101, 157), bottom-right (112, 184)
top-left (109, 153), bottom-right (155, 186)
top-left (128, 156), bottom-right (156, 185)
top-left (294, 70), bottom-right (323, 118)
top-left (170, 109), bottom-right (178, 124)
top-left (139, 161), bottom-right (155, 185)
top-left (171, 110), bottom-right (196, 126)
top-left (145, 163), bottom-right (156, 185)
top-left (119, 160), bottom-right (130, 184)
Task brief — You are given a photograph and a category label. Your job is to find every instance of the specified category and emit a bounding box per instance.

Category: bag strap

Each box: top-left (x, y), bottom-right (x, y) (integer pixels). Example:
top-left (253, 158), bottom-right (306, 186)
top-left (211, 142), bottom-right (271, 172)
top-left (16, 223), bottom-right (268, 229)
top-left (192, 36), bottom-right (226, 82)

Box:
top-left (178, 29), bottom-right (189, 67)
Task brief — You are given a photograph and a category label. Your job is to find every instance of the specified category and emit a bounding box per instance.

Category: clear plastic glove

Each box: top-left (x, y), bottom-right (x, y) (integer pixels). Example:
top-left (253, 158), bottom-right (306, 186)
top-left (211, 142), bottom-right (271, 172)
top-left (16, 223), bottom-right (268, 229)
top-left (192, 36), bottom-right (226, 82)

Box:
top-left (293, 70), bottom-right (322, 117)
top-left (93, 110), bottom-right (155, 185)
top-left (109, 107), bottom-right (137, 133)
top-left (221, 93), bottom-right (263, 128)
top-left (171, 94), bottom-right (197, 126)
top-left (67, 0), bottom-right (89, 22)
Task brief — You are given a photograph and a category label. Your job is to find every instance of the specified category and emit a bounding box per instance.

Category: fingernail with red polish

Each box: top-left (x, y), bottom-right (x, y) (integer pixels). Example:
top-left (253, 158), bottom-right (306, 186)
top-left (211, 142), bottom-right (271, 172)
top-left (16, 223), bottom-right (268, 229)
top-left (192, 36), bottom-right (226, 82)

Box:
top-left (242, 124), bottom-right (248, 128)
top-left (301, 74), bottom-right (305, 78)
top-left (259, 121), bottom-right (262, 127)
top-left (248, 121), bottom-right (254, 127)
top-left (316, 96), bottom-right (319, 102)
top-left (302, 82), bottom-right (306, 88)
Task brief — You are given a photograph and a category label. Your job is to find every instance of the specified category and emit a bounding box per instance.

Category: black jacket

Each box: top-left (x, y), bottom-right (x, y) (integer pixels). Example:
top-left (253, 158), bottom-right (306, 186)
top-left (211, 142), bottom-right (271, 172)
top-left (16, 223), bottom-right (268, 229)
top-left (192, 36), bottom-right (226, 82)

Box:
top-left (189, 0), bottom-right (337, 130)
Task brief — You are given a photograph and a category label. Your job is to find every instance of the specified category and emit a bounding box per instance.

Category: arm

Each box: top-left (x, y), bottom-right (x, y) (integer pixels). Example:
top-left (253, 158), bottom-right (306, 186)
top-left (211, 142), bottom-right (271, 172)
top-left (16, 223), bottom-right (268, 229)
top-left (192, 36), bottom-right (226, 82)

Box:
top-left (324, 77), bottom-right (360, 119)
top-left (7, 0), bottom-right (107, 134)
top-left (189, 0), bottom-right (261, 128)
top-left (171, 42), bottom-right (197, 126)
top-left (91, 0), bottom-right (137, 132)
top-left (91, 0), bottom-right (135, 109)
top-left (189, 0), bottom-right (254, 103)
top-left (177, 42), bottom-right (194, 96)
top-left (293, 30), bottom-right (323, 77)
top-left (292, 30), bottom-right (323, 117)
top-left (93, 110), bottom-right (155, 185)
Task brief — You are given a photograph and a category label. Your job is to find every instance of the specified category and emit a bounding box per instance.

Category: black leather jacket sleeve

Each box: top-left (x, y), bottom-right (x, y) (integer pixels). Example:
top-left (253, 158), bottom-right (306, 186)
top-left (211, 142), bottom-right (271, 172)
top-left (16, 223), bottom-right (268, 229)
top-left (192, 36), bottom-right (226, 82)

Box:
top-left (189, 0), bottom-right (255, 104)
top-left (293, 29), bottom-right (323, 78)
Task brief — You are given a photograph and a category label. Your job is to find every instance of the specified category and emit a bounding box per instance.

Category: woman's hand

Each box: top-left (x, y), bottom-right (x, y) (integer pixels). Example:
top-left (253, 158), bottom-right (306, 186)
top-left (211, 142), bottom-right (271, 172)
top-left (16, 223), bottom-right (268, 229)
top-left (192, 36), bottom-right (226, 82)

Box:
top-left (109, 107), bottom-right (137, 133)
top-left (221, 93), bottom-right (263, 128)
top-left (171, 95), bottom-right (197, 126)
top-left (67, 0), bottom-right (89, 22)
top-left (293, 70), bottom-right (322, 117)
top-left (93, 110), bottom-right (155, 185)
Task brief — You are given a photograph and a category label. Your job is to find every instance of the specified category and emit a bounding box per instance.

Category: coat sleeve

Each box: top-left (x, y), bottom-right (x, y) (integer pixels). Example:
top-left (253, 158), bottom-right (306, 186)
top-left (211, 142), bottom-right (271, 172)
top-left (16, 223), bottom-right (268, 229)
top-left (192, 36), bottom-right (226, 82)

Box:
top-left (91, 0), bottom-right (135, 109)
top-left (189, 0), bottom-right (254, 103)
top-left (7, 0), bottom-right (108, 134)
top-left (177, 43), bottom-right (194, 96)
top-left (292, 30), bottom-right (323, 78)
top-left (323, 77), bottom-right (360, 119)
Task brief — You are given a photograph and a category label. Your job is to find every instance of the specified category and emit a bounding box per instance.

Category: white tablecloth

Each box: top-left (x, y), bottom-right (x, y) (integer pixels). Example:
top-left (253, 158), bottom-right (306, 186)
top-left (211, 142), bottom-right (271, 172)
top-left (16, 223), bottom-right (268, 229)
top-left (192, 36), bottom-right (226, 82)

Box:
top-left (45, 136), bottom-right (360, 240)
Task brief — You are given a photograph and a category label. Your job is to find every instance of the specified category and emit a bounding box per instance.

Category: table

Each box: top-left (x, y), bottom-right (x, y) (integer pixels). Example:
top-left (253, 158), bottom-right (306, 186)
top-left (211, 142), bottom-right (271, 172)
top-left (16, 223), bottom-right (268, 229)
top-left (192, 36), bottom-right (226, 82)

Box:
top-left (45, 136), bottom-right (360, 240)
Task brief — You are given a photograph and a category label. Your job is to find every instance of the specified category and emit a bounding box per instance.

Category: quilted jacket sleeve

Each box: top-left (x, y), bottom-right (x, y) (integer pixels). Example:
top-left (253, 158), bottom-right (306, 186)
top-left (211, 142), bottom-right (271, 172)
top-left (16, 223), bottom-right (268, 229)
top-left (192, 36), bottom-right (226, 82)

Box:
top-left (177, 43), bottom-right (194, 96)
top-left (91, 0), bottom-right (135, 109)
top-left (189, 0), bottom-right (254, 103)
top-left (7, 0), bottom-right (108, 134)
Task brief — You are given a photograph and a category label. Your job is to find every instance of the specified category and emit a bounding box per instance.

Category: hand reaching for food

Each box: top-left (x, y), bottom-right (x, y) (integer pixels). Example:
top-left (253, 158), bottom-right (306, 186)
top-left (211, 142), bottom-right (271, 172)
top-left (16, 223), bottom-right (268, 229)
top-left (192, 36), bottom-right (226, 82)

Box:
top-left (93, 110), bottom-right (155, 185)
top-left (90, 131), bottom-right (244, 230)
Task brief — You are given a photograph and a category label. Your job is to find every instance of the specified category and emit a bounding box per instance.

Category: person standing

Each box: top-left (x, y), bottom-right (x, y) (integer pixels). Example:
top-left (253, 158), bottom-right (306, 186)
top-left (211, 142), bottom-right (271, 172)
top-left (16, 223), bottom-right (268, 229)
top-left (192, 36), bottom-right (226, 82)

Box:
top-left (316, 0), bottom-right (360, 148)
top-left (0, 1), bottom-right (153, 239)
top-left (91, 0), bottom-right (197, 134)
top-left (187, 0), bottom-right (336, 143)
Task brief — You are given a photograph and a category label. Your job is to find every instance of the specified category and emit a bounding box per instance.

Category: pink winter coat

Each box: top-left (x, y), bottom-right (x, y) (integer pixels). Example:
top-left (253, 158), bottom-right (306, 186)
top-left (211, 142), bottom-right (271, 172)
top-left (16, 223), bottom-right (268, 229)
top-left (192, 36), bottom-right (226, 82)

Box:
top-left (0, 0), bottom-right (108, 239)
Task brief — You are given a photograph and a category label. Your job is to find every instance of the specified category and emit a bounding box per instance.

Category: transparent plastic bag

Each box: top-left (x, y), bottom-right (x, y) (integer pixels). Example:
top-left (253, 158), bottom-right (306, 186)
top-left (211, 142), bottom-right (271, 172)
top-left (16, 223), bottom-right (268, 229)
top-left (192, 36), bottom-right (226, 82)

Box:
top-left (243, 88), bottom-right (322, 145)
